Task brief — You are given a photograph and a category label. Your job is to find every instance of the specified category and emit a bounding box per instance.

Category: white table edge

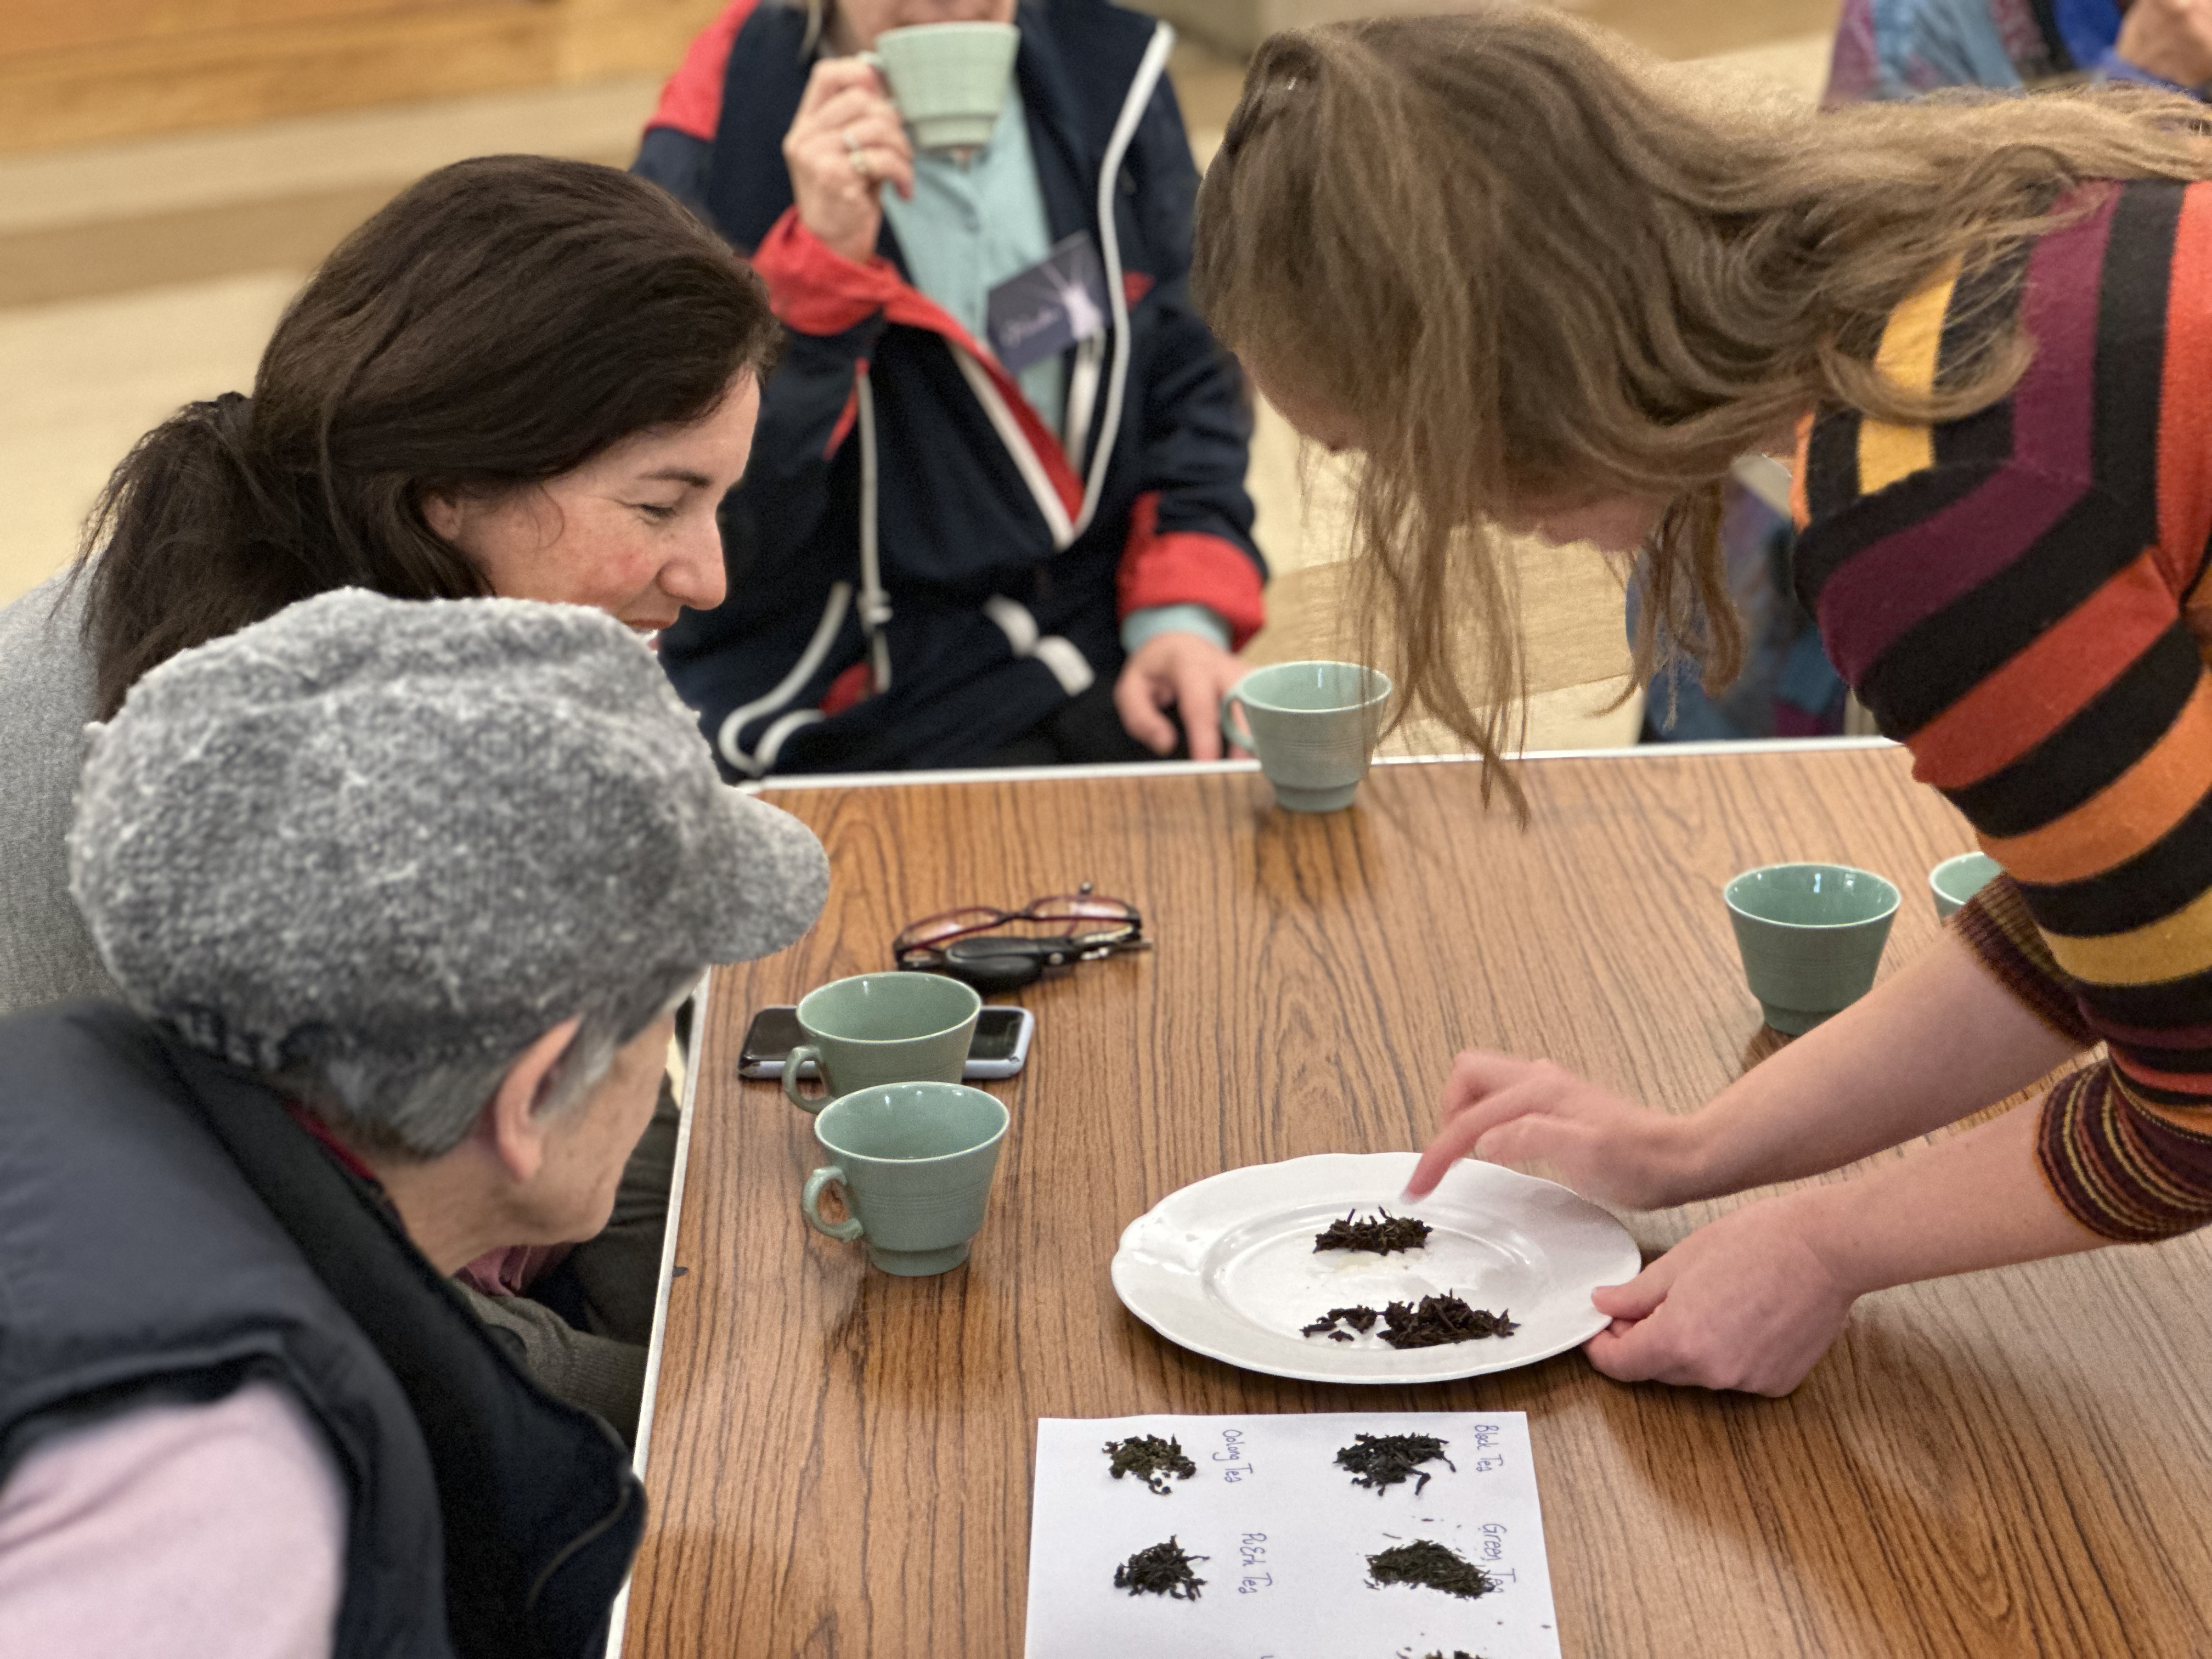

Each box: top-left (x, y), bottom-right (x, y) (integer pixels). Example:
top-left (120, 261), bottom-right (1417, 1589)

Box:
top-left (738, 736), bottom-right (1896, 794)
top-left (605, 964), bottom-right (711, 1659)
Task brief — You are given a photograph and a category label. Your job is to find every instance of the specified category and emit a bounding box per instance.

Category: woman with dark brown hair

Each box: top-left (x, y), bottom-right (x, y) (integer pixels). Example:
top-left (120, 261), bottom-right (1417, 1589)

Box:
top-left (0, 152), bottom-right (782, 1431)
top-left (1194, 5), bottom-right (2212, 1394)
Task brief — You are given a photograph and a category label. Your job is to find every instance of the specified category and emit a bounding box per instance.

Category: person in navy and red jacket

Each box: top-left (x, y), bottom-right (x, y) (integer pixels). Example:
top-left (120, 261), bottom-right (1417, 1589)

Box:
top-left (635, 0), bottom-right (1267, 775)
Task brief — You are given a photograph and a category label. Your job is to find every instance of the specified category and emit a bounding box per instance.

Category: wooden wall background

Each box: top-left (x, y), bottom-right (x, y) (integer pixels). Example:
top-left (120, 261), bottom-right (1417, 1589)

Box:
top-left (1, 0), bottom-right (729, 156)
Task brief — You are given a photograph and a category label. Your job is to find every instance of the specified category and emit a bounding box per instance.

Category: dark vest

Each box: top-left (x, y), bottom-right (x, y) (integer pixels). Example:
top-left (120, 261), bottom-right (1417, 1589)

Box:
top-left (0, 1002), bottom-right (645, 1659)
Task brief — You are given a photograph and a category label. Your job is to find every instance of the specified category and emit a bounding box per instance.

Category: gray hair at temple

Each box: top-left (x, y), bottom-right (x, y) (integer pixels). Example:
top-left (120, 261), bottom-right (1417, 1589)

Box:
top-left (67, 590), bottom-right (831, 1158)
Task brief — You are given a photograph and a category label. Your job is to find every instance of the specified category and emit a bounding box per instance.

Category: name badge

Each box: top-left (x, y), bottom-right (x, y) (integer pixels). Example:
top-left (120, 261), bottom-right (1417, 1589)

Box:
top-left (985, 232), bottom-right (1108, 375)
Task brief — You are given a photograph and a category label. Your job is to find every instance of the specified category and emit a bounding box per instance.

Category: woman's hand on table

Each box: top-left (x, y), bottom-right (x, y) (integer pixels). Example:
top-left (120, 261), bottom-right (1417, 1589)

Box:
top-left (785, 57), bottom-right (914, 264)
top-left (1582, 1195), bottom-right (1855, 1395)
top-left (1115, 631), bottom-right (1249, 761)
top-left (1404, 1051), bottom-right (1706, 1211)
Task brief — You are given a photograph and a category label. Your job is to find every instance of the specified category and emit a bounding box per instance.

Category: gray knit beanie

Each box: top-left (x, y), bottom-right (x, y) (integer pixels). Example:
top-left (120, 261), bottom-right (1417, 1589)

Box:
top-left (69, 590), bottom-right (828, 1106)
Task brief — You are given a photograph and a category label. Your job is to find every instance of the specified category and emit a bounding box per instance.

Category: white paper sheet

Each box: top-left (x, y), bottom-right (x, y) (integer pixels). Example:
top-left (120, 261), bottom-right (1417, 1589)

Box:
top-left (1024, 1413), bottom-right (1562, 1659)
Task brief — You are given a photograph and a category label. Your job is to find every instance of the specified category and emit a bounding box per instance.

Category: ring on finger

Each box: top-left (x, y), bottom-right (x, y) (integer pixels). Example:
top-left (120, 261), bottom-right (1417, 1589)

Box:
top-left (842, 125), bottom-right (873, 179)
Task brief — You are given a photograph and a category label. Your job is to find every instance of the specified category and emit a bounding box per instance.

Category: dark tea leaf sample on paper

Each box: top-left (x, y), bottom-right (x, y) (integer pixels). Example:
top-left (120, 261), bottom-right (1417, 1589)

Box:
top-left (1377, 1294), bottom-right (1519, 1349)
top-left (1312, 1208), bottom-right (1433, 1255)
top-left (1113, 1536), bottom-right (1208, 1599)
top-left (1365, 1539), bottom-right (1499, 1600)
top-left (1103, 1435), bottom-right (1197, 1496)
top-left (1335, 1432), bottom-right (1457, 1495)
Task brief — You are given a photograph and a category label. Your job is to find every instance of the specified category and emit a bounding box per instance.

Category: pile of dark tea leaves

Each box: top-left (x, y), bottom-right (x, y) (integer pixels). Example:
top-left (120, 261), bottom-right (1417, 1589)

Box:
top-left (1313, 1208), bottom-right (1434, 1255)
top-left (1335, 1432), bottom-right (1457, 1496)
top-left (1113, 1536), bottom-right (1208, 1599)
top-left (1301, 1305), bottom-right (1383, 1341)
top-left (1301, 1294), bottom-right (1518, 1348)
top-left (1102, 1434), bottom-right (1197, 1496)
top-left (1379, 1294), bottom-right (1518, 1350)
top-left (1366, 1539), bottom-right (1499, 1600)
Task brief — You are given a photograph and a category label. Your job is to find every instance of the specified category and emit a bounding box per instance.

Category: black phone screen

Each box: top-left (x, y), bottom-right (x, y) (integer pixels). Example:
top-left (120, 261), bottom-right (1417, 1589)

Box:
top-left (739, 1007), bottom-right (808, 1068)
top-left (969, 1007), bottom-right (1025, 1060)
top-left (741, 1005), bottom-right (1026, 1068)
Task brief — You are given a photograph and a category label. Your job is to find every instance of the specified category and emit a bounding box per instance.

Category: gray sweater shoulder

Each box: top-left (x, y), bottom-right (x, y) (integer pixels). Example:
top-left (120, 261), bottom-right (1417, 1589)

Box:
top-left (0, 575), bottom-right (116, 1015)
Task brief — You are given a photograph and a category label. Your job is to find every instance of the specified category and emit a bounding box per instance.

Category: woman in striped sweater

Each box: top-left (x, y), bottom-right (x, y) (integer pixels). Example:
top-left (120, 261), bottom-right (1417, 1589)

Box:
top-left (1193, 5), bottom-right (2212, 1393)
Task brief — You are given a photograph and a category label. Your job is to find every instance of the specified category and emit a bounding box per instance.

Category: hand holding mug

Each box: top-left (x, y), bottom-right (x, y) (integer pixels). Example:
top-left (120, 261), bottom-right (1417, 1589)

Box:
top-left (785, 55), bottom-right (915, 264)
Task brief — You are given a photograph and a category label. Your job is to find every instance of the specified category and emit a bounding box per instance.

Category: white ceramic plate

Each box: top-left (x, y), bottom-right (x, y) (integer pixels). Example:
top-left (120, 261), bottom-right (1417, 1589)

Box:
top-left (1110, 1152), bottom-right (1641, 1385)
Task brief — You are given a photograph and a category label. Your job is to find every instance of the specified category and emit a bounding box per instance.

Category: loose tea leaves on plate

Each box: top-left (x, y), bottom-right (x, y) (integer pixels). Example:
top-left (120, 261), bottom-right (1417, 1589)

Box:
top-left (1366, 1539), bottom-right (1499, 1600)
top-left (1113, 1536), bottom-right (1208, 1599)
top-left (1335, 1432), bottom-right (1457, 1496)
top-left (1103, 1435), bottom-right (1197, 1496)
top-left (1313, 1209), bottom-right (1434, 1255)
top-left (1301, 1305), bottom-right (1383, 1339)
top-left (1376, 1295), bottom-right (1519, 1350)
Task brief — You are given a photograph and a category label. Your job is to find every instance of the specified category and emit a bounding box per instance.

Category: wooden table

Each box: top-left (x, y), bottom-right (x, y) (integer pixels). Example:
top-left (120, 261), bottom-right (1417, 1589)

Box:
top-left (621, 745), bottom-right (2212, 1658)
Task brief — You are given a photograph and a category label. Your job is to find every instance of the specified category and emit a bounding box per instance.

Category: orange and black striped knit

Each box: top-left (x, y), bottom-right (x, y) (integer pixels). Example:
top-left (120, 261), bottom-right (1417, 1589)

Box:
top-left (1793, 177), bottom-right (2212, 1243)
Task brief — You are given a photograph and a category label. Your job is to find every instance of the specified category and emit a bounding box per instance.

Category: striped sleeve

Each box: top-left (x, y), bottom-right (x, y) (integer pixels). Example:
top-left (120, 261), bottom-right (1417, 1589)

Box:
top-left (1796, 179), bottom-right (2212, 1240)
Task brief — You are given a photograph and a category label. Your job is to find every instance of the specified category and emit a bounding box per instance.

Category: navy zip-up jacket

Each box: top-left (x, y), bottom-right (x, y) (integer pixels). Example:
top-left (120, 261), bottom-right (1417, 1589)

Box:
top-left (636, 0), bottom-right (1265, 776)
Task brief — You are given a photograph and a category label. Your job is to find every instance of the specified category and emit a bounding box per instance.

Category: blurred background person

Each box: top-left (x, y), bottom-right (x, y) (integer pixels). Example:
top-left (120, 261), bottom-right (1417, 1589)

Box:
top-left (634, 0), bottom-right (1267, 774)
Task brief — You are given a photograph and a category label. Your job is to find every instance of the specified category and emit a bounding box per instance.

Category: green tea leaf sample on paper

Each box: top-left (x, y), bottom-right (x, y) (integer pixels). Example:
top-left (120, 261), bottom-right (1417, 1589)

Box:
top-left (1366, 1539), bottom-right (1499, 1600)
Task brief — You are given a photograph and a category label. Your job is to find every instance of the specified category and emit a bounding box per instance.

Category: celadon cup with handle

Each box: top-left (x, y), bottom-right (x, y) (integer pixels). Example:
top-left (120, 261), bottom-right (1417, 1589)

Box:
top-left (865, 22), bottom-right (1020, 151)
top-left (781, 972), bottom-right (982, 1111)
top-left (1724, 863), bottom-right (1900, 1035)
top-left (802, 1081), bottom-right (1011, 1275)
top-left (1929, 851), bottom-right (2002, 921)
top-left (1221, 659), bottom-right (1393, 813)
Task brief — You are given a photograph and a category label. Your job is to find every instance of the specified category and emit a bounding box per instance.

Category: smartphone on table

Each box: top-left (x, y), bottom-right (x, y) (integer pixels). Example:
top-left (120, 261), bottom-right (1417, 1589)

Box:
top-left (737, 1003), bottom-right (1035, 1080)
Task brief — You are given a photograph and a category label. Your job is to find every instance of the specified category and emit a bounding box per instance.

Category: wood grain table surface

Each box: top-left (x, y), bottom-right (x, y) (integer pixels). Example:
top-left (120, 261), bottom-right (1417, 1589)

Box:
top-left (623, 746), bottom-right (2212, 1659)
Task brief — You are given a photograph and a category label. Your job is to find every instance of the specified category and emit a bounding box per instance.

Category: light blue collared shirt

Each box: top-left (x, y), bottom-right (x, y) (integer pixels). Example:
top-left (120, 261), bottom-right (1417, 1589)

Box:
top-left (880, 89), bottom-right (1066, 431)
top-left (878, 83), bottom-right (1232, 657)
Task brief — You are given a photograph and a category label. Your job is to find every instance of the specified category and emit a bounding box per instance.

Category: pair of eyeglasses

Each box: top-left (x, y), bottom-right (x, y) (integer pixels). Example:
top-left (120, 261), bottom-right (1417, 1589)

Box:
top-left (893, 883), bottom-right (1148, 992)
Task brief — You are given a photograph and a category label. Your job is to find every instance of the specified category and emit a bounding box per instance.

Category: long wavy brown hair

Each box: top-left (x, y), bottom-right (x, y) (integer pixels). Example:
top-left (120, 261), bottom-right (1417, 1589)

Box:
top-left (1193, 5), bottom-right (2212, 808)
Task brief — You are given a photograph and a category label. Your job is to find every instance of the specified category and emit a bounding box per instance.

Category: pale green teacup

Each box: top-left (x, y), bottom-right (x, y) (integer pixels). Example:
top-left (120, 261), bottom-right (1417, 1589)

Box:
top-left (781, 972), bottom-right (981, 1111)
top-left (1929, 851), bottom-right (2001, 921)
top-left (866, 22), bottom-right (1020, 152)
top-left (802, 1081), bottom-right (1011, 1275)
top-left (1221, 659), bottom-right (1393, 814)
top-left (1724, 863), bottom-right (1900, 1035)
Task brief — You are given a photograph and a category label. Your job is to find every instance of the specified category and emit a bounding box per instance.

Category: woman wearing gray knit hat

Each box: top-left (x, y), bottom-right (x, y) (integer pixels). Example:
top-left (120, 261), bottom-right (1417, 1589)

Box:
top-left (0, 151), bottom-right (782, 1423)
top-left (0, 589), bottom-right (826, 1659)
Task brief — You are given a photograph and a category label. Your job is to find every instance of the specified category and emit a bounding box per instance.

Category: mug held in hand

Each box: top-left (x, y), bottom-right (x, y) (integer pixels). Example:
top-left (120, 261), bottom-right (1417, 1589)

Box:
top-left (864, 21), bottom-right (1020, 153)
